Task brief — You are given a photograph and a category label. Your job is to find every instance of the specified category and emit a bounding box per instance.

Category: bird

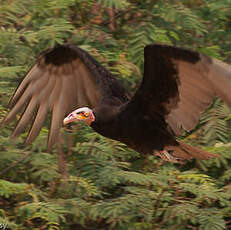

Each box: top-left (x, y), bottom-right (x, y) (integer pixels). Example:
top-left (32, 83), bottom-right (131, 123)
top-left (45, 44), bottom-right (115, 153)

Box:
top-left (2, 43), bottom-right (231, 163)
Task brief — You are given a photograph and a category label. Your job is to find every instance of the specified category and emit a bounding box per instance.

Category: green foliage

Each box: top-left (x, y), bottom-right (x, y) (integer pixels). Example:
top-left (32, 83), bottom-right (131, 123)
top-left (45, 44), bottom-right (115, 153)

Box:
top-left (0, 179), bottom-right (28, 198)
top-left (199, 99), bottom-right (231, 145)
top-left (97, 0), bottom-right (129, 9)
top-left (18, 202), bottom-right (68, 229)
top-left (0, 0), bottom-right (231, 229)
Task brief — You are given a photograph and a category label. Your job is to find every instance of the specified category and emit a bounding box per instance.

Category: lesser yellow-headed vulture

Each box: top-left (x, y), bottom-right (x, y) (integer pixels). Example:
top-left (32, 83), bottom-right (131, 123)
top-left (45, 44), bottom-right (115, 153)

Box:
top-left (3, 44), bottom-right (231, 163)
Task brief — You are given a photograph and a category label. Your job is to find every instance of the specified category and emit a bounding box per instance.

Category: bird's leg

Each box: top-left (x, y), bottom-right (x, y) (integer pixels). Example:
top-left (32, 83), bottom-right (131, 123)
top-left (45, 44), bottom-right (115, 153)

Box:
top-left (154, 150), bottom-right (185, 164)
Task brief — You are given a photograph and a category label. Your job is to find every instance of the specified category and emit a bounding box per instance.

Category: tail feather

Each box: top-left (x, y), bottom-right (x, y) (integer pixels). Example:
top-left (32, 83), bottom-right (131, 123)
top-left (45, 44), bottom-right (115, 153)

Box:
top-left (164, 141), bottom-right (219, 161)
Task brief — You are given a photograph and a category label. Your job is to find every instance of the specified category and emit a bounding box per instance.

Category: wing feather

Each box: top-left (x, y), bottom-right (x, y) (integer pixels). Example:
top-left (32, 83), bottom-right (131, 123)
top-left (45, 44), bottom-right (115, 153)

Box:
top-left (10, 65), bottom-right (45, 107)
top-left (26, 103), bottom-right (49, 144)
top-left (166, 55), bottom-right (231, 134)
top-left (123, 44), bottom-right (231, 135)
top-left (11, 71), bottom-right (51, 137)
top-left (3, 44), bottom-right (129, 148)
top-left (75, 60), bottom-right (100, 107)
top-left (48, 76), bottom-right (65, 149)
top-left (25, 74), bottom-right (57, 144)
top-left (74, 61), bottom-right (91, 107)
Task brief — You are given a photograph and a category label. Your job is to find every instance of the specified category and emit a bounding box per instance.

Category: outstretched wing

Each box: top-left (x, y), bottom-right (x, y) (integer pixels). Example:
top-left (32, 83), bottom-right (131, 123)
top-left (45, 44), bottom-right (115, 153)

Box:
top-left (2, 45), bottom-right (129, 149)
top-left (124, 44), bottom-right (231, 135)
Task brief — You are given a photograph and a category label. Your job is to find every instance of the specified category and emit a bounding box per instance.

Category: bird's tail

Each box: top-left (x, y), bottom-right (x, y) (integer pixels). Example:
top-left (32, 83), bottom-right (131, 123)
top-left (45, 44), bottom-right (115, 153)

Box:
top-left (161, 141), bottom-right (219, 163)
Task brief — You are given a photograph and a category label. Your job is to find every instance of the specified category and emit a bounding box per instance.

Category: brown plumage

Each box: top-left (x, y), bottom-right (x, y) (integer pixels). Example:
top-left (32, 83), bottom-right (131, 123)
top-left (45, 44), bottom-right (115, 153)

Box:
top-left (3, 43), bottom-right (231, 163)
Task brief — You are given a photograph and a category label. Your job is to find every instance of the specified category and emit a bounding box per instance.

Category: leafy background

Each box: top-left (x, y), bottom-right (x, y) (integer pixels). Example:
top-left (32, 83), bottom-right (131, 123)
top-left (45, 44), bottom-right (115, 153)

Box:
top-left (1, 0), bottom-right (231, 229)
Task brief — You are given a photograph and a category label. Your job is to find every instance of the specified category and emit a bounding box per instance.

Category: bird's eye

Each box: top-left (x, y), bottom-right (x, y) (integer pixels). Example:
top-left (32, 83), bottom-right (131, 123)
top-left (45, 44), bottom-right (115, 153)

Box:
top-left (77, 111), bottom-right (89, 117)
top-left (84, 112), bottom-right (89, 117)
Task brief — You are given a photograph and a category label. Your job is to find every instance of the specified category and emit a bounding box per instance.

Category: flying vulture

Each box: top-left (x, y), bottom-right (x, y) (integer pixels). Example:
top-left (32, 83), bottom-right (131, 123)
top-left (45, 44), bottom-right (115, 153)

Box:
top-left (3, 44), bottom-right (231, 163)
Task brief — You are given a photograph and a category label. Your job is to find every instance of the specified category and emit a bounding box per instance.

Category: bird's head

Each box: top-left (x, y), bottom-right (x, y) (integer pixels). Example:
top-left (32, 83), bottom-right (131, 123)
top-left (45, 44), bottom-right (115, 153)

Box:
top-left (63, 107), bottom-right (95, 126)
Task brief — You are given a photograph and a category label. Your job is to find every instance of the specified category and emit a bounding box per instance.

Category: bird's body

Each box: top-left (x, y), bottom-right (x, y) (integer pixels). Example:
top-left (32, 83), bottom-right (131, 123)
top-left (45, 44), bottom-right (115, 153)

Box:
top-left (92, 104), bottom-right (175, 153)
top-left (3, 43), bottom-right (231, 162)
top-left (90, 102), bottom-right (212, 163)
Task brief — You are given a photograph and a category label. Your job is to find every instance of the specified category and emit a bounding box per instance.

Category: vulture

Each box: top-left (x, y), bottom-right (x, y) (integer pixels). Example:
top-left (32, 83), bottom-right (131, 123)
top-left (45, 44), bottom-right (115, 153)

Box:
top-left (2, 43), bottom-right (231, 163)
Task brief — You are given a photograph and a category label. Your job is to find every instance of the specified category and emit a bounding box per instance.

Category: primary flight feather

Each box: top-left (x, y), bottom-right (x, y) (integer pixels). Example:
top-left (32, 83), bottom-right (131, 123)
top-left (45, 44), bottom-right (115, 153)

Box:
top-left (3, 44), bottom-right (231, 163)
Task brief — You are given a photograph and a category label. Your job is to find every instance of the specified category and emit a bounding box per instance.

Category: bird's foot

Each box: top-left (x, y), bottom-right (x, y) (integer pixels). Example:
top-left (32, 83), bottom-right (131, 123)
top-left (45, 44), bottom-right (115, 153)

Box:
top-left (155, 150), bottom-right (185, 164)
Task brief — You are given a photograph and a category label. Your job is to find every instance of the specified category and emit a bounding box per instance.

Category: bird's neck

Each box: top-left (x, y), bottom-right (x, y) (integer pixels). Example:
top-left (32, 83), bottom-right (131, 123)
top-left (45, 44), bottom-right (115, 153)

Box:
top-left (92, 104), bottom-right (121, 123)
top-left (90, 104), bottom-right (122, 139)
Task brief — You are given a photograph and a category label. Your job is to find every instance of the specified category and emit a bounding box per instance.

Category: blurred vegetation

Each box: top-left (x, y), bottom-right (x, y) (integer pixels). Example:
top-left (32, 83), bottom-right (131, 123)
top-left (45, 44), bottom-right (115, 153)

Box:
top-left (0, 0), bottom-right (231, 229)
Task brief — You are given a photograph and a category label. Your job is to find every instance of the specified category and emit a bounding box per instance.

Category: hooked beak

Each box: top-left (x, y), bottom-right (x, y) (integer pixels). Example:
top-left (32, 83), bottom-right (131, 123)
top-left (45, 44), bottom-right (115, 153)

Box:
top-left (63, 113), bottom-right (76, 125)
